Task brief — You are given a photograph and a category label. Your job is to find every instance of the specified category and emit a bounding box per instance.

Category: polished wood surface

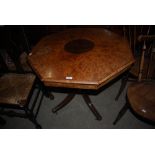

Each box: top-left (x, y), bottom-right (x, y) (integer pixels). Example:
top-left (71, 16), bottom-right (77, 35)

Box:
top-left (128, 82), bottom-right (155, 121)
top-left (114, 35), bottom-right (155, 125)
top-left (28, 28), bottom-right (134, 90)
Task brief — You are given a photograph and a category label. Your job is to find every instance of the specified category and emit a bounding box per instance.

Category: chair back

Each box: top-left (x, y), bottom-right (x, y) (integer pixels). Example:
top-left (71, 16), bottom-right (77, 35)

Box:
top-left (0, 48), bottom-right (25, 74)
top-left (0, 26), bottom-right (32, 74)
top-left (123, 26), bottom-right (153, 55)
top-left (137, 35), bottom-right (155, 81)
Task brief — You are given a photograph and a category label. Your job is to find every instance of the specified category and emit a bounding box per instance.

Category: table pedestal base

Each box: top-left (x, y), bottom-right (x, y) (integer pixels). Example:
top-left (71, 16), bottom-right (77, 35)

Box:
top-left (52, 93), bottom-right (102, 120)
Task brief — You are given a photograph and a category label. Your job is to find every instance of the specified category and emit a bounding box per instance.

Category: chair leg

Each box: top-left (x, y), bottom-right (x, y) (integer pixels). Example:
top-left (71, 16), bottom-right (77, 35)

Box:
top-left (30, 88), bottom-right (41, 112)
top-left (34, 93), bottom-right (44, 119)
top-left (113, 102), bottom-right (129, 125)
top-left (115, 72), bottom-right (129, 101)
top-left (25, 108), bottom-right (42, 129)
top-left (29, 115), bottom-right (42, 129)
top-left (25, 85), bottom-right (44, 129)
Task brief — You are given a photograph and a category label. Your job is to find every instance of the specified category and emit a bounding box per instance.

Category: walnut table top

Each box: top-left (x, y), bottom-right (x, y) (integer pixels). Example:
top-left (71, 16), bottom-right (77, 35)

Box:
top-left (28, 28), bottom-right (134, 90)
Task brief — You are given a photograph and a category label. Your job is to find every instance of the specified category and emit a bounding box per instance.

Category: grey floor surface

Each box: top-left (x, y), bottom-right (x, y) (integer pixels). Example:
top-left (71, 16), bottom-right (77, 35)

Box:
top-left (0, 77), bottom-right (154, 129)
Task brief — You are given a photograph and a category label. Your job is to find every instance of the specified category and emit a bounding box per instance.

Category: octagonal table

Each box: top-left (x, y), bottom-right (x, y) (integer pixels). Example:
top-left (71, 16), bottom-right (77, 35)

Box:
top-left (28, 28), bottom-right (134, 120)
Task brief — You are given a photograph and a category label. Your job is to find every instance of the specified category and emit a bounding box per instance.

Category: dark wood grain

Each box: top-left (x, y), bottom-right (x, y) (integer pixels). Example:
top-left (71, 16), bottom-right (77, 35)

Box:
top-left (128, 82), bottom-right (155, 121)
top-left (28, 28), bottom-right (134, 90)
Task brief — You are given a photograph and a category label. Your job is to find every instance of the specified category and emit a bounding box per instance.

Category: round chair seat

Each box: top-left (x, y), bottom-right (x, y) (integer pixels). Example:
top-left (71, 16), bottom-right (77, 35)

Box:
top-left (127, 82), bottom-right (155, 121)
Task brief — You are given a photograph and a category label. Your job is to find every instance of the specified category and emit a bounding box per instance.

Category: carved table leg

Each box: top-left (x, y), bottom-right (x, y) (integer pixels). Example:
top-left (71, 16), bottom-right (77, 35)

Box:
top-left (52, 93), bottom-right (75, 113)
top-left (52, 93), bottom-right (102, 121)
top-left (82, 94), bottom-right (102, 120)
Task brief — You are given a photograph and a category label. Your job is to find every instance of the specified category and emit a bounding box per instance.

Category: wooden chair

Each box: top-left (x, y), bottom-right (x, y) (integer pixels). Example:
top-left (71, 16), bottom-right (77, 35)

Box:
top-left (113, 35), bottom-right (155, 125)
top-left (115, 26), bottom-right (155, 100)
top-left (0, 47), bottom-right (44, 128)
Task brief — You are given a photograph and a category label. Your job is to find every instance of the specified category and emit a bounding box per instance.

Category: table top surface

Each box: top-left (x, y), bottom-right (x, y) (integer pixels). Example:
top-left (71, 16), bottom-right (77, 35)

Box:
top-left (28, 28), bottom-right (134, 90)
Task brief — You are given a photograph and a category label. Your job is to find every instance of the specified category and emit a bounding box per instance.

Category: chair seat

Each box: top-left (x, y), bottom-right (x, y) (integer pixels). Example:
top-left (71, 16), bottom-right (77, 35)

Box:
top-left (0, 73), bottom-right (36, 107)
top-left (127, 82), bottom-right (155, 121)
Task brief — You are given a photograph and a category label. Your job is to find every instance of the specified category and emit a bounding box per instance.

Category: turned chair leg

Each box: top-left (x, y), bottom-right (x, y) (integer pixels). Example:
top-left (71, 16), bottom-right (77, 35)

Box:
top-left (29, 116), bottom-right (42, 129)
top-left (25, 108), bottom-right (42, 129)
top-left (113, 102), bottom-right (129, 125)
